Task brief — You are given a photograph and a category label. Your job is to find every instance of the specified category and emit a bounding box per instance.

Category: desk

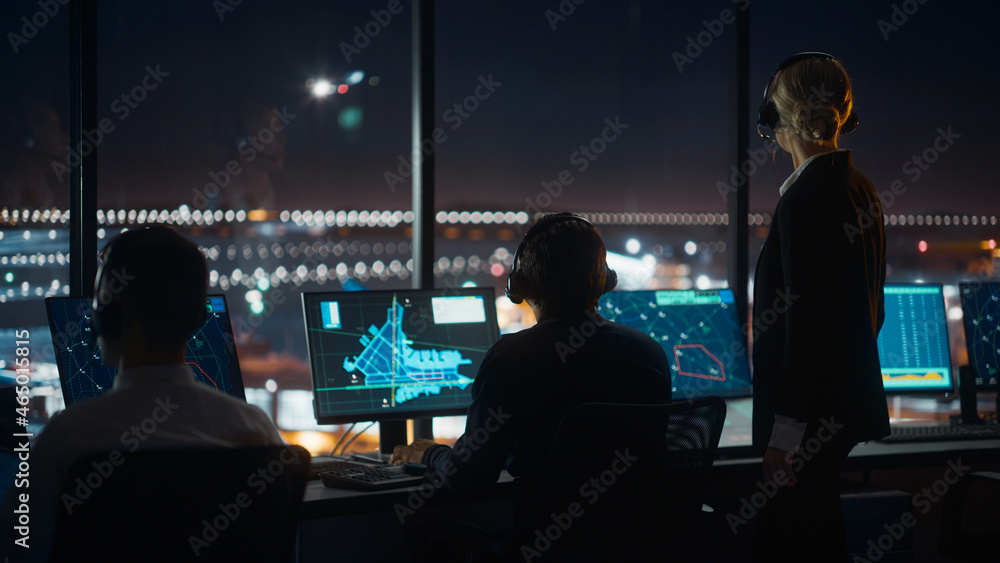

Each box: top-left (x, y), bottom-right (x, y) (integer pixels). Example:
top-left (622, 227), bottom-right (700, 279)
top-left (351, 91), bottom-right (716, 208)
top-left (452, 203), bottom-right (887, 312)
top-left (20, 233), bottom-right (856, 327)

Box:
top-left (298, 440), bottom-right (1000, 562)
top-left (298, 474), bottom-right (515, 562)
top-left (712, 437), bottom-right (1000, 481)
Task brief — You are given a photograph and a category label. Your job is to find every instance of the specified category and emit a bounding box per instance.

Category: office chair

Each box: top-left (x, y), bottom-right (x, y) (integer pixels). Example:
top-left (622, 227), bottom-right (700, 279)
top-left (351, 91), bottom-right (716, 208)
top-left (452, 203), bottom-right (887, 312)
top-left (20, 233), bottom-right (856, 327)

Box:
top-left (519, 396), bottom-right (727, 562)
top-left (939, 471), bottom-right (1000, 562)
top-left (50, 445), bottom-right (309, 563)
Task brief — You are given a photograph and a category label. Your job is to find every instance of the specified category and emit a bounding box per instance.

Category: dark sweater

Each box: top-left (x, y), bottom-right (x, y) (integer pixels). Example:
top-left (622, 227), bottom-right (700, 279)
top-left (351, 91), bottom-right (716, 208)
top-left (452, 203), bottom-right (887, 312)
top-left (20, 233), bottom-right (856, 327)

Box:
top-left (423, 311), bottom-right (671, 510)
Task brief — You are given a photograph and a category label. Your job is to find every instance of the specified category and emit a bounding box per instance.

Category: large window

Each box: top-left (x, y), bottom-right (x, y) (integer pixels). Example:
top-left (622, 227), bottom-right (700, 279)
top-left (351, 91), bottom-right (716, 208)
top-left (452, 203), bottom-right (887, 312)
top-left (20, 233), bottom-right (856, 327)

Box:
top-left (3, 1), bottom-right (998, 450)
top-left (1, 0), bottom-right (71, 425)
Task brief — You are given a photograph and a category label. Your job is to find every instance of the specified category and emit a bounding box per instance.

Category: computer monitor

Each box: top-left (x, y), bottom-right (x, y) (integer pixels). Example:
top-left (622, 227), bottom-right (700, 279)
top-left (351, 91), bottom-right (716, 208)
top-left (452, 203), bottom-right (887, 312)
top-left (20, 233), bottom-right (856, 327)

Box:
top-left (959, 282), bottom-right (1000, 390)
top-left (598, 289), bottom-right (753, 399)
top-left (45, 295), bottom-right (247, 406)
top-left (877, 283), bottom-right (954, 393)
top-left (302, 288), bottom-right (500, 425)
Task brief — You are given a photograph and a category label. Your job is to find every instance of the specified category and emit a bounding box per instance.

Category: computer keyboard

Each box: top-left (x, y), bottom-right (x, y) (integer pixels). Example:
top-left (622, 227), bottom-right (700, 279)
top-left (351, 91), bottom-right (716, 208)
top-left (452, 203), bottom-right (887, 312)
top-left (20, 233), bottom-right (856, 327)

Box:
top-left (317, 461), bottom-right (425, 491)
top-left (308, 458), bottom-right (366, 480)
top-left (880, 423), bottom-right (1000, 443)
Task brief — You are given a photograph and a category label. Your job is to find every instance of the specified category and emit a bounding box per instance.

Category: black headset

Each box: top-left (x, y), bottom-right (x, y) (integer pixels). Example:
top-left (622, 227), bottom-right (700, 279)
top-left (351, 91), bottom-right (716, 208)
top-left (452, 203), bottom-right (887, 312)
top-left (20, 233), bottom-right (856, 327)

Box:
top-left (756, 52), bottom-right (858, 142)
top-left (91, 237), bottom-right (125, 340)
top-left (91, 228), bottom-right (208, 340)
top-left (505, 213), bottom-right (617, 305)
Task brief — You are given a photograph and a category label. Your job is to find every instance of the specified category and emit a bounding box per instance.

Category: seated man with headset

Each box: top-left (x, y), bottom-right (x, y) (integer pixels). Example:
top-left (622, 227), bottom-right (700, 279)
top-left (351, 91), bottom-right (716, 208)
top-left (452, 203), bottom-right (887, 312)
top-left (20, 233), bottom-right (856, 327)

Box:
top-left (391, 213), bottom-right (671, 535)
top-left (3, 226), bottom-right (282, 561)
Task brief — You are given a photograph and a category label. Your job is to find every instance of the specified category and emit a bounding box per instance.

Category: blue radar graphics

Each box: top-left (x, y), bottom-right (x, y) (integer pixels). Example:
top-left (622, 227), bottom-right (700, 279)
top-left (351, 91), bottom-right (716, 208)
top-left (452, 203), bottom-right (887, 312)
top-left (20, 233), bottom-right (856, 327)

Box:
top-left (302, 288), bottom-right (499, 424)
top-left (599, 289), bottom-right (753, 399)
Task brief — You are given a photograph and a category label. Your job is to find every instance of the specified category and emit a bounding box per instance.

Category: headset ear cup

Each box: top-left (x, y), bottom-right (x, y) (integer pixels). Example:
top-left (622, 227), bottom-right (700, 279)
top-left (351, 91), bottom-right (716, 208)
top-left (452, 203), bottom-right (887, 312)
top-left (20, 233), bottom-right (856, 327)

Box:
top-left (94, 300), bottom-right (124, 340)
top-left (841, 111), bottom-right (858, 134)
top-left (603, 267), bottom-right (618, 294)
top-left (506, 271), bottom-right (525, 305)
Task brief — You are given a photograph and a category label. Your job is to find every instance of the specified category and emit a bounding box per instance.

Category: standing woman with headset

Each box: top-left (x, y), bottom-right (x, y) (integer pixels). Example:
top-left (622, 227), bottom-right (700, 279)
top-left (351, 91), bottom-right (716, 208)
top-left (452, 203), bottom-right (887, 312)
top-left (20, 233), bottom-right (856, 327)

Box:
top-left (751, 53), bottom-right (889, 561)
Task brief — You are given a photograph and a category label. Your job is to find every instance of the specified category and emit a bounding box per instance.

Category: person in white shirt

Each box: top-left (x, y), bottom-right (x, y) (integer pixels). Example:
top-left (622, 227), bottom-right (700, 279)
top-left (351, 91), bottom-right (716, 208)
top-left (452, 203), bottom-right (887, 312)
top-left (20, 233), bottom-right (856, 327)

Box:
top-left (3, 226), bottom-right (282, 562)
top-left (752, 53), bottom-right (888, 562)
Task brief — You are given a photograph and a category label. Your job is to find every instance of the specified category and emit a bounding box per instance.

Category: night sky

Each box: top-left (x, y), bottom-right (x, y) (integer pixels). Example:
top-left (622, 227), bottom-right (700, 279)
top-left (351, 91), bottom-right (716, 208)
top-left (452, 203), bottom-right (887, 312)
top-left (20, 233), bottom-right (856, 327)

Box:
top-left (2, 0), bottom-right (997, 217)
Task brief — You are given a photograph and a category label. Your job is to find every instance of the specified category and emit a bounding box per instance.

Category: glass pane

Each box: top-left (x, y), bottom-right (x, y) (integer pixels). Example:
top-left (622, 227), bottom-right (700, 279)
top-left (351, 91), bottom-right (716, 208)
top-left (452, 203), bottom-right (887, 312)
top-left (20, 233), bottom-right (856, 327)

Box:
top-left (1, 0), bottom-right (72, 426)
top-left (436, 0), bottom-right (738, 333)
top-left (94, 0), bottom-right (412, 450)
top-left (749, 1), bottom-right (1000, 408)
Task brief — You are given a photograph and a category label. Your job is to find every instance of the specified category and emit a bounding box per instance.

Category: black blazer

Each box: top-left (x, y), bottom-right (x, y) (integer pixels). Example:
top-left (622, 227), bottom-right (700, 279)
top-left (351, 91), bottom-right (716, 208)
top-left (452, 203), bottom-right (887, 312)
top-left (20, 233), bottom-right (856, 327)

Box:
top-left (752, 151), bottom-right (889, 450)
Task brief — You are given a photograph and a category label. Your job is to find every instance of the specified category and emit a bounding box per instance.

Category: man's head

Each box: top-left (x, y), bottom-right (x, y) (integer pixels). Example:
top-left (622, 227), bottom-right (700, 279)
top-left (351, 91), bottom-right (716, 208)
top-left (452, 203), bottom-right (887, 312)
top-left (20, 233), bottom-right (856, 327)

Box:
top-left (506, 213), bottom-right (616, 317)
top-left (92, 227), bottom-right (207, 366)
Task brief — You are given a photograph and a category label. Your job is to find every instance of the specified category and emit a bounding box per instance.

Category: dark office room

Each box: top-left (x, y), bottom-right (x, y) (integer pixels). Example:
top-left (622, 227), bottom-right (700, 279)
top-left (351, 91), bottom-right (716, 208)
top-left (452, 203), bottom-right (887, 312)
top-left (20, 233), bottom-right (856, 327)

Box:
top-left (1, 1), bottom-right (998, 561)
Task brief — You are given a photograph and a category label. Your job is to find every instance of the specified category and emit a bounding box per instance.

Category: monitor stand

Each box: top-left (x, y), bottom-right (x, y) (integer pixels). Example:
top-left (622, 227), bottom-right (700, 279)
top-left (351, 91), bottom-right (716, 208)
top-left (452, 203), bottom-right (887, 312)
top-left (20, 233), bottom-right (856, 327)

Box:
top-left (377, 418), bottom-right (434, 461)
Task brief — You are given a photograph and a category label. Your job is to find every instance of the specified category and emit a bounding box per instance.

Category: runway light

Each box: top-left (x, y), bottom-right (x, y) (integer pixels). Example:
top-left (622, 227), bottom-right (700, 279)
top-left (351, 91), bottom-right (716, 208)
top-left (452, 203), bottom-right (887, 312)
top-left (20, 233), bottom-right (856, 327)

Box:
top-left (311, 79), bottom-right (333, 98)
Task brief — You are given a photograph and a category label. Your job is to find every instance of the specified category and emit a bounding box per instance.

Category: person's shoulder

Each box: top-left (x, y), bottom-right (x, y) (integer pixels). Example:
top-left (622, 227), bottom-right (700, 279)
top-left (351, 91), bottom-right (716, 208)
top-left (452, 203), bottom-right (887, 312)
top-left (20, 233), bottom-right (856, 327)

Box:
top-left (599, 318), bottom-right (667, 354)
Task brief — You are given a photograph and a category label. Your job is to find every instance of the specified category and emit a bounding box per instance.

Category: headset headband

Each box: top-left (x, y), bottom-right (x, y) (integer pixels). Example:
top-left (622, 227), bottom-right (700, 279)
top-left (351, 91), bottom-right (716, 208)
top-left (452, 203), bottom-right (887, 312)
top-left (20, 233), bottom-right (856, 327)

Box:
top-left (505, 213), bottom-right (616, 305)
top-left (756, 52), bottom-right (858, 142)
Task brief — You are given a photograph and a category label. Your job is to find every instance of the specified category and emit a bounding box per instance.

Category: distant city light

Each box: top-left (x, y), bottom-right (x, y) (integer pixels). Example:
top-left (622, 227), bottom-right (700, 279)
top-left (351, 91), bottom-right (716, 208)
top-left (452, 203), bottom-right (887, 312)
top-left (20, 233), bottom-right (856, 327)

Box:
top-left (311, 79), bottom-right (333, 97)
top-left (337, 84), bottom-right (349, 94)
top-left (250, 301), bottom-right (265, 314)
top-left (684, 241), bottom-right (697, 256)
top-left (462, 281), bottom-right (477, 288)
top-left (265, 379), bottom-right (278, 393)
top-left (245, 289), bottom-right (262, 303)
top-left (918, 240), bottom-right (928, 252)
top-left (4, 272), bottom-right (12, 283)
top-left (257, 277), bottom-right (270, 291)
top-left (625, 238), bottom-right (640, 254)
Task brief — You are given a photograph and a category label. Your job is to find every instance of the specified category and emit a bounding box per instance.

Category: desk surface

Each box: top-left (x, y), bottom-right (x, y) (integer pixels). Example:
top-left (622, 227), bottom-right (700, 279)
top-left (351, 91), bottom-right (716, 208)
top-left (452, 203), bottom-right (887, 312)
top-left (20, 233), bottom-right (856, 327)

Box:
top-left (301, 471), bottom-right (515, 520)
top-left (301, 438), bottom-right (1000, 519)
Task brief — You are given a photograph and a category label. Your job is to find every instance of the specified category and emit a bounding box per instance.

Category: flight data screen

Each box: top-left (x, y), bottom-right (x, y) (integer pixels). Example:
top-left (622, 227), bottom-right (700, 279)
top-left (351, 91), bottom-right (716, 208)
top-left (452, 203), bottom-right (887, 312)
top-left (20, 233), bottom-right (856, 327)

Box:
top-left (302, 288), bottom-right (499, 423)
top-left (960, 282), bottom-right (1000, 389)
top-left (599, 289), bottom-right (753, 399)
top-left (877, 284), bottom-right (953, 392)
top-left (46, 296), bottom-right (246, 406)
